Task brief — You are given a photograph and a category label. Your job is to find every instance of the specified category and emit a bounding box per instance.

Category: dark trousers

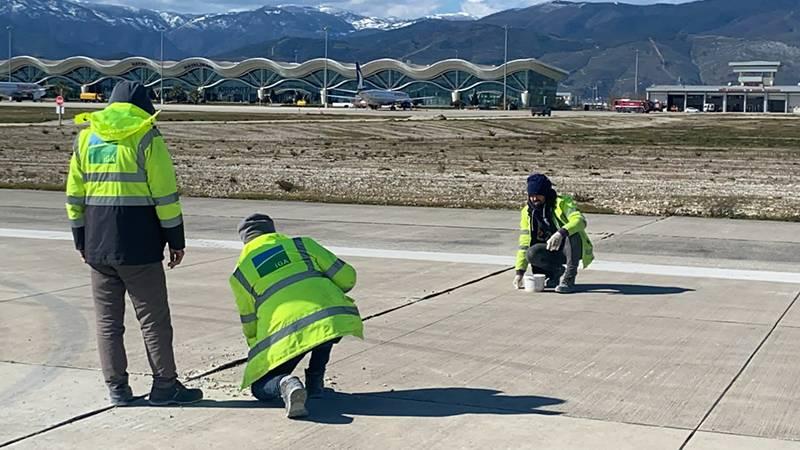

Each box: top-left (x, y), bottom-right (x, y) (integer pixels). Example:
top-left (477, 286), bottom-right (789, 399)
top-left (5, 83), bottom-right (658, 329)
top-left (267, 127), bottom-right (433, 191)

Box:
top-left (526, 233), bottom-right (583, 280)
top-left (90, 262), bottom-right (178, 391)
top-left (251, 341), bottom-right (335, 401)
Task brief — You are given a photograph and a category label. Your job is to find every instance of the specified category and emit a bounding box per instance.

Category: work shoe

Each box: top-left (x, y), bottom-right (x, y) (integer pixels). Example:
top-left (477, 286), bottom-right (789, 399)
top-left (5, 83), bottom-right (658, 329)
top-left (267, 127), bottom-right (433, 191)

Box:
top-left (555, 276), bottom-right (576, 294)
top-left (279, 376), bottom-right (308, 419)
top-left (148, 380), bottom-right (204, 406)
top-left (109, 384), bottom-right (134, 407)
top-left (545, 267), bottom-right (565, 289)
top-left (305, 369), bottom-right (326, 399)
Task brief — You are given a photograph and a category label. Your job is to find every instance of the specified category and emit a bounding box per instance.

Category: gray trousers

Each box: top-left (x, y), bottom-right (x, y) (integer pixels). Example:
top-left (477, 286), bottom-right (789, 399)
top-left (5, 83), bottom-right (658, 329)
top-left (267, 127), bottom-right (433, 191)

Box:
top-left (90, 262), bottom-right (177, 390)
top-left (526, 233), bottom-right (583, 280)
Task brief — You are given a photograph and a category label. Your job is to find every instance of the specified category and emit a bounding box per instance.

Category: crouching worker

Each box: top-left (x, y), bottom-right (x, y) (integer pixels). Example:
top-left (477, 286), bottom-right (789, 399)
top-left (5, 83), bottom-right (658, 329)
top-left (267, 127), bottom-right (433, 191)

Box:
top-left (513, 174), bottom-right (594, 293)
top-left (229, 214), bottom-right (364, 418)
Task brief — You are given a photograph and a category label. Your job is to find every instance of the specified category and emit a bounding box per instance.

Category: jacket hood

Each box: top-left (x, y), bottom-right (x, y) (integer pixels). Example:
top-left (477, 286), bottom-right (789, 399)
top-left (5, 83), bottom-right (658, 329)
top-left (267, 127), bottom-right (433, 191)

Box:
top-left (108, 81), bottom-right (156, 115)
top-left (74, 102), bottom-right (159, 142)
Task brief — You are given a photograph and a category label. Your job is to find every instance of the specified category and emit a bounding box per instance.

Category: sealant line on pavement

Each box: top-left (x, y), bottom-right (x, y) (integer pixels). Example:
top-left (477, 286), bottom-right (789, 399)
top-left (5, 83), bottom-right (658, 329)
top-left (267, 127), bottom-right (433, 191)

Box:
top-left (0, 396), bottom-right (148, 449)
top-left (185, 266), bottom-right (513, 381)
top-left (614, 215), bottom-right (669, 236)
top-left (1, 265), bottom-right (512, 447)
top-left (361, 267), bottom-right (513, 321)
top-left (679, 290), bottom-right (800, 450)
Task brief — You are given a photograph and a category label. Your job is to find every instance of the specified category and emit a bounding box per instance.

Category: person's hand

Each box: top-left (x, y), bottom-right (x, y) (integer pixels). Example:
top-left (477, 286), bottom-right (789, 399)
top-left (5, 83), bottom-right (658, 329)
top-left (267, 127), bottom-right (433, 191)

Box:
top-left (168, 248), bottom-right (185, 269)
top-left (513, 274), bottom-right (524, 289)
top-left (546, 232), bottom-right (564, 251)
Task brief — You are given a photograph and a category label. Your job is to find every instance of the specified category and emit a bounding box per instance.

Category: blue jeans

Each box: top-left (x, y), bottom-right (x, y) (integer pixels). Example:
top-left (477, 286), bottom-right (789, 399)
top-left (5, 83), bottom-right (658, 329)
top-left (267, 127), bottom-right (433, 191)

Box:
top-left (251, 341), bottom-right (335, 401)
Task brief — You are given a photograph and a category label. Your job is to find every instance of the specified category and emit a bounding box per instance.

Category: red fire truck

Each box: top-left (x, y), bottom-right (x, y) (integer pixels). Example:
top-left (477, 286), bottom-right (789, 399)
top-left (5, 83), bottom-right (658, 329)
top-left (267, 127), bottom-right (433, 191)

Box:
top-left (613, 98), bottom-right (653, 113)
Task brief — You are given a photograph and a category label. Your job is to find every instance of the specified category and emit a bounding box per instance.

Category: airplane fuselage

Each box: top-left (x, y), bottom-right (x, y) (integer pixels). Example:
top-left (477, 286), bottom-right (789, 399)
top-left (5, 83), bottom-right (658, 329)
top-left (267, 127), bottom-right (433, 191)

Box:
top-left (356, 89), bottom-right (413, 108)
top-left (0, 82), bottom-right (47, 101)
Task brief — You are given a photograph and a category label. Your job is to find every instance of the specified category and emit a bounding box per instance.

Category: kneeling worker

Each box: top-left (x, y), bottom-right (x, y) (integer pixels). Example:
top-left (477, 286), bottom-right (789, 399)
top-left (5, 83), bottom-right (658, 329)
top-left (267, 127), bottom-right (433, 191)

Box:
top-left (229, 214), bottom-right (363, 418)
top-left (513, 174), bottom-right (594, 293)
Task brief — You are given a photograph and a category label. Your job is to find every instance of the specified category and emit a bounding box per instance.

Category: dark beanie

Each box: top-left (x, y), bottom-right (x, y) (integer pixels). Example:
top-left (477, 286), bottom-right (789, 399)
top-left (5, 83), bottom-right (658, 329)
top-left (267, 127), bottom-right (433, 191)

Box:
top-left (108, 81), bottom-right (156, 115)
top-left (527, 173), bottom-right (555, 198)
top-left (238, 213), bottom-right (276, 243)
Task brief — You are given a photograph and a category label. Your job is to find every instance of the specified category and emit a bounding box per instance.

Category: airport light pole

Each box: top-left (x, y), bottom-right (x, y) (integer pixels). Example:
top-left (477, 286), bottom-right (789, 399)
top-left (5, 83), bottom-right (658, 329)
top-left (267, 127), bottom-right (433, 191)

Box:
top-left (323, 26), bottom-right (329, 108)
top-left (6, 26), bottom-right (12, 83)
top-left (160, 29), bottom-right (165, 105)
top-left (503, 25), bottom-right (508, 111)
top-left (634, 49), bottom-right (639, 97)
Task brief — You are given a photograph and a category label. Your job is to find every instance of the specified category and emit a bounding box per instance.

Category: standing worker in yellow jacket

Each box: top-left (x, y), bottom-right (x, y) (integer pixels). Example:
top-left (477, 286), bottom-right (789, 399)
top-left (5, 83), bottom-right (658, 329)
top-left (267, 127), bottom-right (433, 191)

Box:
top-left (513, 173), bottom-right (594, 293)
top-left (65, 81), bottom-right (203, 406)
top-left (230, 214), bottom-right (363, 418)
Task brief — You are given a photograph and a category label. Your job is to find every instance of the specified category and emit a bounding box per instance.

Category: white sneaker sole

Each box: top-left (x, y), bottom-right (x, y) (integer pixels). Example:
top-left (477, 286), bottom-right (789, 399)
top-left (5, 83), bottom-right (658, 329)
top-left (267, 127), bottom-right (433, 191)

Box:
top-left (285, 386), bottom-right (308, 418)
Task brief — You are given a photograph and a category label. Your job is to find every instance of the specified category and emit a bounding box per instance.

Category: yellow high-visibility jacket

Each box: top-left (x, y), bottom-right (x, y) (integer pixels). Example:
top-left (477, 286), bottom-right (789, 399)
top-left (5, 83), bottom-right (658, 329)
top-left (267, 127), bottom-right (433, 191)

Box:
top-left (516, 195), bottom-right (594, 271)
top-left (230, 233), bottom-right (363, 388)
top-left (66, 102), bottom-right (184, 264)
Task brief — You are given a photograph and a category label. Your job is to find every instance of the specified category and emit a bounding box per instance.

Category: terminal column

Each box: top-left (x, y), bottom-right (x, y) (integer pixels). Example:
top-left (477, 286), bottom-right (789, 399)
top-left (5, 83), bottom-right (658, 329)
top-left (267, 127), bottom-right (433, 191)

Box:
top-left (722, 94), bottom-right (727, 113)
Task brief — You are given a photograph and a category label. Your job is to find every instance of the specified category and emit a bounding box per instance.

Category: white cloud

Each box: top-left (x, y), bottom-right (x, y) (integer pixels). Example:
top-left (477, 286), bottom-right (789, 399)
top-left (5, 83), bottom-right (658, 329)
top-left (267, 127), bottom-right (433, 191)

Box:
top-left (460, 0), bottom-right (497, 17)
top-left (384, 2), bottom-right (441, 18)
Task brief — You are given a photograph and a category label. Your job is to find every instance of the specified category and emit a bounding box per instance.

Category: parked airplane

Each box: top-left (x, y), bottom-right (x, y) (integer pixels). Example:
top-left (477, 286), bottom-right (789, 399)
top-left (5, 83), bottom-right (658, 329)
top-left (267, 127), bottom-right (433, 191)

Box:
top-left (0, 82), bottom-right (48, 101)
top-left (329, 63), bottom-right (430, 110)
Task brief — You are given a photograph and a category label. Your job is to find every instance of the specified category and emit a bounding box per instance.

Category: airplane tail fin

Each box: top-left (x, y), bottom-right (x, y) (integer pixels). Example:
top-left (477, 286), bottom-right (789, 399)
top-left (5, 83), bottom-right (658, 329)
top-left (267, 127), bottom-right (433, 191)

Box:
top-left (356, 62), bottom-right (364, 91)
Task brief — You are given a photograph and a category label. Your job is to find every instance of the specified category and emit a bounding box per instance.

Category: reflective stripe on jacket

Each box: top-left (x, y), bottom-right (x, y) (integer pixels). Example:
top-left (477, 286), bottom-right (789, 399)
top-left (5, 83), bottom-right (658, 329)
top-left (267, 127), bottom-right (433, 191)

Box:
top-left (229, 232), bottom-right (363, 388)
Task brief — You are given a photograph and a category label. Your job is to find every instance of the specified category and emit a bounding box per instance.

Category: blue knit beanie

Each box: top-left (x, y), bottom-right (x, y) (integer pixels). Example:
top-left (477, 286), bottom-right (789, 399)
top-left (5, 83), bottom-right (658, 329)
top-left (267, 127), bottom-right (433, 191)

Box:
top-left (527, 173), bottom-right (555, 198)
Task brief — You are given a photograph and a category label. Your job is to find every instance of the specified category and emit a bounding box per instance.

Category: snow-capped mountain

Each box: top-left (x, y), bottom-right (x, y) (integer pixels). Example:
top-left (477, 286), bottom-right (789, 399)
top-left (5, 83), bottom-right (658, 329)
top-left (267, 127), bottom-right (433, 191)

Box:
top-left (1, 0), bottom-right (435, 58)
top-left (313, 5), bottom-right (417, 31)
top-left (425, 12), bottom-right (477, 21)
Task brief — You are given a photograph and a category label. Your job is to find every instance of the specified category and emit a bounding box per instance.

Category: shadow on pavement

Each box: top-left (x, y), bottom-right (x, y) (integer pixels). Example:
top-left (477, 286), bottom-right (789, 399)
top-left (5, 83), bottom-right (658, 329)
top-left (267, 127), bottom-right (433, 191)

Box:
top-left (182, 387), bottom-right (564, 424)
top-left (572, 284), bottom-right (694, 296)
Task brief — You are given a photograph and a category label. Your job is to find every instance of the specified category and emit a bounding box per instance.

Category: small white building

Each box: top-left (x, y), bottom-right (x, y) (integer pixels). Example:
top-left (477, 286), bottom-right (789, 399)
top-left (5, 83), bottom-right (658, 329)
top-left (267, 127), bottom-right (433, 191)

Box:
top-left (556, 91), bottom-right (574, 106)
top-left (646, 61), bottom-right (800, 113)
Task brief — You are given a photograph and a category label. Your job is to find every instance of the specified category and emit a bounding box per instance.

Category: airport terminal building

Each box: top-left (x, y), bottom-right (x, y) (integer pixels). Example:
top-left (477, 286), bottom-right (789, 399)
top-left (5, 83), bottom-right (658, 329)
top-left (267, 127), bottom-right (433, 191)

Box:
top-left (2, 56), bottom-right (568, 107)
top-left (647, 61), bottom-right (800, 113)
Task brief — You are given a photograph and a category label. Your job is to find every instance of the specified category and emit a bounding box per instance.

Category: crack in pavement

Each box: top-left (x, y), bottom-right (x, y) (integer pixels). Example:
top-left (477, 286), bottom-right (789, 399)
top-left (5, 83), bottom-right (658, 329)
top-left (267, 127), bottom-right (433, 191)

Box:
top-left (0, 283), bottom-right (90, 304)
top-left (0, 360), bottom-right (153, 378)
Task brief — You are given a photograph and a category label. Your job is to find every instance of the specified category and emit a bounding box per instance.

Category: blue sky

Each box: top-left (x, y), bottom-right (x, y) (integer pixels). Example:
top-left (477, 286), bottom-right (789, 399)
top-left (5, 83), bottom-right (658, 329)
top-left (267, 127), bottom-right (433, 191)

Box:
top-left (103, 0), bottom-right (697, 19)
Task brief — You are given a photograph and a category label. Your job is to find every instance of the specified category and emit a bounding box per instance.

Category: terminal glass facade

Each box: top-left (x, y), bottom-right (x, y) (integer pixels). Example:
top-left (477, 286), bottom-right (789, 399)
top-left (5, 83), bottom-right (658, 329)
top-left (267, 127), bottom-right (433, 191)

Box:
top-left (8, 58), bottom-right (562, 108)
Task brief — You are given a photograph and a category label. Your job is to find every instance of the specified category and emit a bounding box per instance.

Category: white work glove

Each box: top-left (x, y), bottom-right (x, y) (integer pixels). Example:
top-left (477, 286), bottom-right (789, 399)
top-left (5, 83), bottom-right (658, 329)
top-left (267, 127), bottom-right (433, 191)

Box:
top-left (546, 231), bottom-right (565, 251)
top-left (513, 274), bottom-right (524, 289)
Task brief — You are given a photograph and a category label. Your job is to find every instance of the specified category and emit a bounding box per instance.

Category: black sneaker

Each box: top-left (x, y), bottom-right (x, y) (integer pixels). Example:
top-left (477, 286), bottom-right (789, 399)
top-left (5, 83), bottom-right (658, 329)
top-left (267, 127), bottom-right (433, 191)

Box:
top-left (109, 385), bottom-right (134, 407)
top-left (148, 380), bottom-right (204, 406)
top-left (555, 277), bottom-right (576, 294)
